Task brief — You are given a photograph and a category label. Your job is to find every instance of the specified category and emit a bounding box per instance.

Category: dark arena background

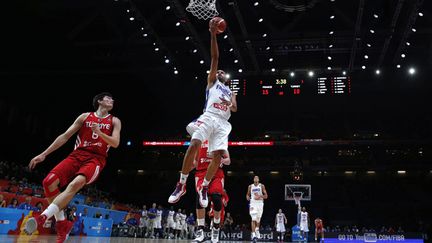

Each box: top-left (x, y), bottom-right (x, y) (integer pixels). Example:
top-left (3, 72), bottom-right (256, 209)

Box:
top-left (1, 0), bottom-right (431, 242)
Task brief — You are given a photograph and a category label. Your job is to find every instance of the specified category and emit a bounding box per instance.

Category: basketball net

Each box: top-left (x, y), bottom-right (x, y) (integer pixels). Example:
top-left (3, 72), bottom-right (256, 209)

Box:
top-left (186, 0), bottom-right (219, 20)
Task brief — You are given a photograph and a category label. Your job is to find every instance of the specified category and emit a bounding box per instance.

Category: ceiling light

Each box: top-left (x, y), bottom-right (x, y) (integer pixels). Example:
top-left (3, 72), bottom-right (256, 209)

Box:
top-left (254, 1), bottom-right (259, 6)
top-left (401, 53), bottom-right (406, 58)
top-left (329, 44), bottom-right (333, 48)
top-left (330, 15), bottom-right (335, 19)
top-left (375, 69), bottom-right (380, 75)
top-left (234, 59), bottom-right (238, 63)
top-left (396, 64), bottom-right (401, 69)
top-left (269, 58), bottom-right (273, 62)
top-left (271, 68), bottom-right (276, 72)
top-left (200, 60), bottom-right (204, 64)
top-left (308, 71), bottom-right (314, 77)
top-left (364, 55), bottom-right (369, 59)
top-left (259, 18), bottom-right (263, 22)
top-left (408, 67), bottom-right (416, 75)
top-left (290, 72), bottom-right (295, 77)
top-left (193, 49), bottom-right (197, 53)
top-left (327, 66), bottom-right (332, 70)
top-left (165, 59), bottom-right (170, 63)
top-left (185, 36), bottom-right (190, 40)
top-left (229, 48), bottom-right (234, 52)
top-left (166, 6), bottom-right (171, 10)
top-left (174, 70), bottom-right (178, 74)
top-left (266, 46), bottom-right (270, 50)
top-left (418, 12), bottom-right (423, 17)
top-left (226, 74), bottom-right (231, 79)
top-left (367, 43), bottom-right (372, 47)
top-left (238, 69), bottom-right (243, 73)
top-left (224, 35), bottom-right (228, 39)
top-left (262, 33), bottom-right (267, 37)
top-left (373, 14), bottom-right (378, 18)
top-left (362, 65), bottom-right (366, 70)
top-left (126, 9), bottom-right (130, 13)
top-left (154, 47), bottom-right (159, 51)
top-left (143, 33), bottom-right (148, 37)
top-left (412, 28), bottom-right (416, 32)
top-left (329, 31), bottom-right (334, 35)
top-left (176, 22), bottom-right (180, 26)
top-left (370, 29), bottom-right (375, 34)
top-left (129, 17), bottom-right (134, 21)
top-left (327, 56), bottom-right (332, 60)
top-left (342, 71), bottom-right (347, 75)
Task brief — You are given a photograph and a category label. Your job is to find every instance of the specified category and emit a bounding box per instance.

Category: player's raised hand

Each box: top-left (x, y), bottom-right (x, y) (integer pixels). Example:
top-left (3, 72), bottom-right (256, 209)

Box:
top-left (29, 154), bottom-right (46, 171)
top-left (209, 19), bottom-right (218, 34)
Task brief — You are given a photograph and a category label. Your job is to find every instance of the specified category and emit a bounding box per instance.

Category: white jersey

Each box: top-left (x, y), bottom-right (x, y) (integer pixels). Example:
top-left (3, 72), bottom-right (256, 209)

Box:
top-left (156, 210), bottom-right (163, 222)
top-left (250, 183), bottom-right (264, 204)
top-left (204, 79), bottom-right (232, 120)
top-left (276, 213), bottom-right (285, 224)
top-left (300, 212), bottom-right (308, 224)
top-left (168, 210), bottom-right (175, 221)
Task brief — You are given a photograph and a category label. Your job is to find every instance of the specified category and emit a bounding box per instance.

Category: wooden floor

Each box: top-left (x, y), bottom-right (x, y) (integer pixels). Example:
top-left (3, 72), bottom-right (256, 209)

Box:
top-left (0, 235), bottom-right (283, 243)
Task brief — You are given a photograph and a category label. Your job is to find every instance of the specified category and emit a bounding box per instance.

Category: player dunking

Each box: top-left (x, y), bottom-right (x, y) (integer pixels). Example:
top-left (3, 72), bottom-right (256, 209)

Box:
top-left (314, 217), bottom-right (324, 242)
top-left (192, 141), bottom-right (230, 243)
top-left (246, 175), bottom-right (268, 242)
top-left (24, 92), bottom-right (121, 242)
top-left (168, 17), bottom-right (237, 208)
top-left (275, 209), bottom-right (287, 243)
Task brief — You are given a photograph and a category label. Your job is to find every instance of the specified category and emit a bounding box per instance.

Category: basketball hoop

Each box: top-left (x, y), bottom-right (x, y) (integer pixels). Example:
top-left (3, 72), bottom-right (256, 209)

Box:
top-left (186, 0), bottom-right (219, 20)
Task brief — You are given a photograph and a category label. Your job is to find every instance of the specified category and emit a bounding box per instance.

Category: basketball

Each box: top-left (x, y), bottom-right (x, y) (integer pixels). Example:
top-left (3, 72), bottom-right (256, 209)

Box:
top-left (210, 16), bottom-right (226, 34)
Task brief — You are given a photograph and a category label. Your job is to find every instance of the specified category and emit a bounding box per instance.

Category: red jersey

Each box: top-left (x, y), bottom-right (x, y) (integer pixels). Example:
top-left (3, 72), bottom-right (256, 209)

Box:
top-left (74, 112), bottom-right (114, 158)
top-left (315, 219), bottom-right (323, 229)
top-left (195, 145), bottom-right (227, 175)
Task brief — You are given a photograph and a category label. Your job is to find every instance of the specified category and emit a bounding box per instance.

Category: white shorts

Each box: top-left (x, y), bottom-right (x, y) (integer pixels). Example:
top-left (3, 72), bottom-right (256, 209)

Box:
top-left (154, 219), bottom-right (162, 229)
top-left (300, 223), bottom-right (309, 232)
top-left (187, 113), bottom-right (232, 153)
top-left (249, 203), bottom-right (264, 221)
top-left (167, 219), bottom-right (176, 229)
top-left (276, 223), bottom-right (286, 232)
top-left (176, 222), bottom-right (183, 230)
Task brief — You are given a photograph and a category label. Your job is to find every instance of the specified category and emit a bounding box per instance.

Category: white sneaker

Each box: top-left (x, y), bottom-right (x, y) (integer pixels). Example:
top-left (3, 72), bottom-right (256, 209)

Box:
top-left (197, 184), bottom-right (209, 208)
top-left (255, 230), bottom-right (261, 239)
top-left (168, 182), bottom-right (186, 203)
top-left (211, 227), bottom-right (220, 243)
top-left (193, 228), bottom-right (205, 242)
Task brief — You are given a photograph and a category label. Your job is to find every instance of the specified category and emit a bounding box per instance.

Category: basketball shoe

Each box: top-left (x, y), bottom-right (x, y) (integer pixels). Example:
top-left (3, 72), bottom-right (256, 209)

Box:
top-left (56, 220), bottom-right (74, 243)
top-left (168, 182), bottom-right (186, 203)
top-left (24, 214), bottom-right (47, 235)
top-left (211, 226), bottom-right (220, 243)
top-left (197, 184), bottom-right (209, 208)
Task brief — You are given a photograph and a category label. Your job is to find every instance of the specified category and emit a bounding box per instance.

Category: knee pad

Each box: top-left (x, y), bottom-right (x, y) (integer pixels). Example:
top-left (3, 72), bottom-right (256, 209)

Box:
top-left (211, 193), bottom-right (222, 211)
top-left (42, 173), bottom-right (60, 197)
top-left (196, 192), bottom-right (204, 209)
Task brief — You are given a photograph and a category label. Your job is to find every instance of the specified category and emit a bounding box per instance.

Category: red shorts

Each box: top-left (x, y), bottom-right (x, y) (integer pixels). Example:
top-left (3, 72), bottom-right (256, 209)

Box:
top-left (49, 149), bottom-right (106, 188)
top-left (316, 227), bottom-right (323, 234)
top-left (195, 169), bottom-right (224, 195)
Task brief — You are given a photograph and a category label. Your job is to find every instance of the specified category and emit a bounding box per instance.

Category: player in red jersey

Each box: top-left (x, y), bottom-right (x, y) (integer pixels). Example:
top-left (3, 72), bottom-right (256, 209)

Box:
top-left (24, 92), bottom-right (121, 242)
top-left (192, 141), bottom-right (230, 243)
top-left (314, 217), bottom-right (324, 242)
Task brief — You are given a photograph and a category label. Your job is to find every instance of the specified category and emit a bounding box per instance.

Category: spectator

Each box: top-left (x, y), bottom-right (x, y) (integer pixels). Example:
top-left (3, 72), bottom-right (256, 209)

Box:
top-left (18, 196), bottom-right (33, 210)
top-left (80, 207), bottom-right (89, 217)
top-left (224, 212), bottom-right (234, 238)
top-left (0, 194), bottom-right (6, 207)
top-left (7, 198), bottom-right (18, 208)
top-left (34, 202), bottom-right (44, 212)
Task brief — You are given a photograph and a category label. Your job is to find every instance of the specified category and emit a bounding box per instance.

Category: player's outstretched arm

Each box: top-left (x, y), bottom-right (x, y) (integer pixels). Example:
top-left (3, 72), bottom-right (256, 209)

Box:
top-left (28, 113), bottom-right (88, 170)
top-left (91, 117), bottom-right (121, 148)
top-left (207, 19), bottom-right (219, 88)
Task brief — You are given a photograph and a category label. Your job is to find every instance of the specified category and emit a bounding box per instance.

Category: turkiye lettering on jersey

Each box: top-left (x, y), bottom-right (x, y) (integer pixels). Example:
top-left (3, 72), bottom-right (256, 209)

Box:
top-left (74, 112), bottom-right (114, 157)
top-left (204, 80), bottom-right (232, 120)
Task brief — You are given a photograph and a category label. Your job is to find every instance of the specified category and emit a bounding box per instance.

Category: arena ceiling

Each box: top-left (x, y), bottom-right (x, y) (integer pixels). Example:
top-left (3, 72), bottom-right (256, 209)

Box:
top-left (3, 0), bottom-right (432, 77)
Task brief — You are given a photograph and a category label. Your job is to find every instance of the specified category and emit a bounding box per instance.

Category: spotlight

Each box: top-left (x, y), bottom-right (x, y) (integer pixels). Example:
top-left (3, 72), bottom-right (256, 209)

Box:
top-left (143, 33), bottom-right (148, 37)
top-left (174, 70), bottom-right (178, 74)
top-left (229, 48), bottom-right (234, 52)
top-left (330, 15), bottom-right (335, 19)
top-left (269, 58), bottom-right (273, 62)
top-left (373, 14), bottom-right (378, 18)
top-left (412, 28), bottom-right (416, 32)
top-left (327, 66), bottom-right (332, 70)
top-left (129, 17), bottom-right (134, 21)
top-left (396, 64), bottom-right (401, 69)
top-left (406, 42), bottom-right (410, 46)
top-left (127, 141), bottom-right (132, 146)
top-left (408, 67), bottom-right (416, 75)
top-left (165, 59), bottom-right (170, 63)
top-left (258, 18), bottom-right (263, 23)
top-left (367, 43), bottom-right (372, 47)
top-left (364, 55), bottom-right (369, 59)
top-left (224, 35), bottom-right (228, 39)
top-left (342, 71), bottom-right (347, 75)
top-left (362, 65), bottom-right (366, 70)
top-left (238, 69), bottom-right (243, 73)
top-left (154, 47), bottom-right (159, 51)
top-left (226, 74), bottom-right (231, 79)
top-left (193, 49), bottom-right (197, 53)
top-left (166, 6), bottom-right (171, 10)
top-left (262, 33), bottom-right (267, 37)
top-left (375, 69), bottom-right (380, 75)
top-left (266, 46), bottom-right (270, 50)
top-left (290, 72), bottom-right (295, 77)
top-left (327, 56), bottom-right (332, 60)
top-left (418, 12), bottom-right (423, 17)
top-left (308, 71), bottom-right (314, 77)
top-left (370, 29), bottom-right (375, 34)
top-left (271, 68), bottom-right (276, 72)
top-left (185, 36), bottom-right (190, 40)
top-left (401, 54), bottom-right (406, 58)
top-left (234, 59), bottom-right (238, 63)
top-left (329, 44), bottom-right (333, 48)
top-left (176, 22), bottom-right (180, 26)
top-left (200, 60), bottom-right (204, 64)
top-left (329, 31), bottom-right (334, 35)
top-left (254, 1), bottom-right (259, 6)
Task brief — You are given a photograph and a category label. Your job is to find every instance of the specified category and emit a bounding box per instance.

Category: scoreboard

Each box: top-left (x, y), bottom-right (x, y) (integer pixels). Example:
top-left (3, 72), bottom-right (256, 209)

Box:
top-left (225, 76), bottom-right (351, 96)
top-left (317, 76), bottom-right (351, 94)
